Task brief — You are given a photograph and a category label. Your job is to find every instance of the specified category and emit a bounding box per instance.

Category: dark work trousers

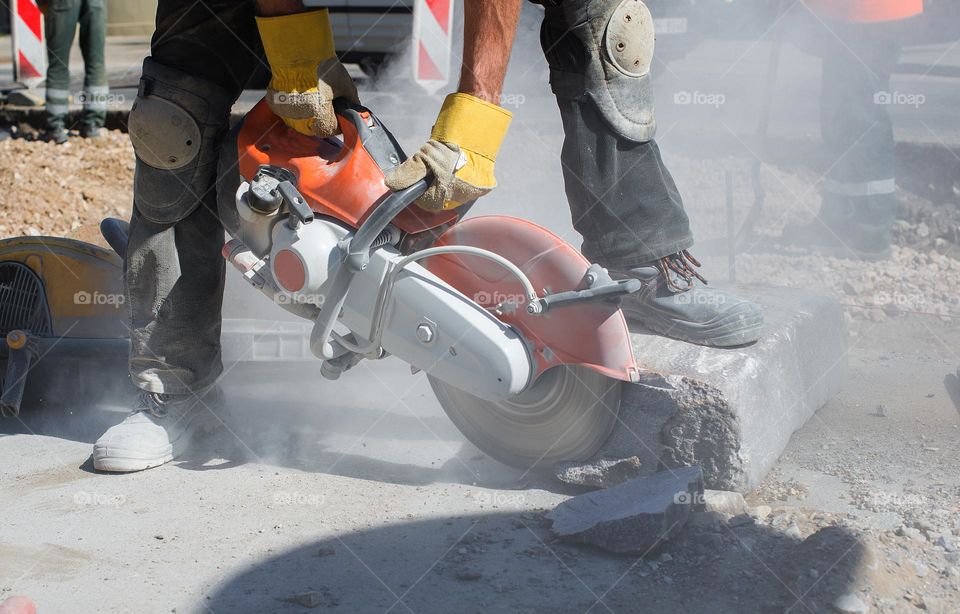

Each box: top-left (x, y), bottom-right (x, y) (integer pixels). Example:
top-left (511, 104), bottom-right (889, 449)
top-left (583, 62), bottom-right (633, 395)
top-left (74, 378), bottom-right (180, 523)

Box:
top-left (128, 0), bottom-right (692, 393)
top-left (538, 1), bottom-right (693, 268)
top-left (125, 0), bottom-right (261, 394)
top-left (819, 19), bottom-right (903, 235)
top-left (44, 0), bottom-right (108, 130)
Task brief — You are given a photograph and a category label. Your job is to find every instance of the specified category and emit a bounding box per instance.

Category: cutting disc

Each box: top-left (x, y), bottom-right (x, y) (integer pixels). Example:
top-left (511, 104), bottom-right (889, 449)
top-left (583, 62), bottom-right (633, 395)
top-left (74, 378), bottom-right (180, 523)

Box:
top-left (429, 365), bottom-right (620, 469)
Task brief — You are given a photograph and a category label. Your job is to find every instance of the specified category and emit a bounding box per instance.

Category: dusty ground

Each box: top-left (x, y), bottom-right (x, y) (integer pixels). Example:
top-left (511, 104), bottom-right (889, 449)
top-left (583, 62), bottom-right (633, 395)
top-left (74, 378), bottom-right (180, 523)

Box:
top-left (1, 128), bottom-right (959, 613)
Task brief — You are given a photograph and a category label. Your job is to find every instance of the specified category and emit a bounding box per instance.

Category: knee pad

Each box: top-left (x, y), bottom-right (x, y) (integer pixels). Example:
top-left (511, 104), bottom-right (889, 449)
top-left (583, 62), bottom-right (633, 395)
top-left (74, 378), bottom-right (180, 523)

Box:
top-left (128, 58), bottom-right (235, 224)
top-left (544, 0), bottom-right (657, 143)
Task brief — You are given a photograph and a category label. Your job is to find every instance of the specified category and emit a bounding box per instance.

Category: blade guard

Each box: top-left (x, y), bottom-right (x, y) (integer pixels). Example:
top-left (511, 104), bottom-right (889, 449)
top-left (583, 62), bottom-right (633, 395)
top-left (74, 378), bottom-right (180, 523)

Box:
top-left (422, 216), bottom-right (641, 383)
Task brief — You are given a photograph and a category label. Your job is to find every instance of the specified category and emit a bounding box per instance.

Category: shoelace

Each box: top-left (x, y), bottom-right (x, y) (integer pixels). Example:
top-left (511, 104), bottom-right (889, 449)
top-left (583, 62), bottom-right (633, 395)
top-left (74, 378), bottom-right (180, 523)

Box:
top-left (654, 249), bottom-right (708, 293)
top-left (134, 391), bottom-right (170, 419)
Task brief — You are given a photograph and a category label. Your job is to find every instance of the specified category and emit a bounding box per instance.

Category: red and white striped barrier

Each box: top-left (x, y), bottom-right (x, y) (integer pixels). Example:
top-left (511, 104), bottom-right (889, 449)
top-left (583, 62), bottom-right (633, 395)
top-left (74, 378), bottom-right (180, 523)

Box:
top-left (412, 0), bottom-right (455, 94)
top-left (10, 0), bottom-right (47, 85)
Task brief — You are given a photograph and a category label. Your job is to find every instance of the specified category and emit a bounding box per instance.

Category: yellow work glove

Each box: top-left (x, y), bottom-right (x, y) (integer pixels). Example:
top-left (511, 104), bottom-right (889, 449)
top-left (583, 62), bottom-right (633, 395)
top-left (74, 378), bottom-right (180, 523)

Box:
top-left (385, 93), bottom-right (512, 211)
top-left (256, 10), bottom-right (359, 137)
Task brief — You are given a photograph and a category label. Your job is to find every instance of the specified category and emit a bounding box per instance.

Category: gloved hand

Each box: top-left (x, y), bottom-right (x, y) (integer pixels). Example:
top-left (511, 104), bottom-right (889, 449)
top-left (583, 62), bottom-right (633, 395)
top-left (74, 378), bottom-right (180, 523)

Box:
top-left (256, 9), bottom-right (359, 137)
top-left (385, 93), bottom-right (512, 211)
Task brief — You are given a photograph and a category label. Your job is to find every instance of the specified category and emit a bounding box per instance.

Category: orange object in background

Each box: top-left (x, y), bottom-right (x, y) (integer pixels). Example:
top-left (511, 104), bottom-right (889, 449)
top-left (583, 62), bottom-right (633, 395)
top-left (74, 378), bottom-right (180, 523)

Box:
top-left (0, 596), bottom-right (36, 614)
top-left (807, 0), bottom-right (923, 23)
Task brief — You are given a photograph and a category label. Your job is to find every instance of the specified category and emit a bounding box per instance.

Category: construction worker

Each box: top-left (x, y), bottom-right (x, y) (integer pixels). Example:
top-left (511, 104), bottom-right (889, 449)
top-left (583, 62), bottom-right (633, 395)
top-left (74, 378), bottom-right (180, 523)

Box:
top-left (92, 0), bottom-right (764, 472)
top-left (783, 0), bottom-right (924, 259)
top-left (40, 0), bottom-right (108, 144)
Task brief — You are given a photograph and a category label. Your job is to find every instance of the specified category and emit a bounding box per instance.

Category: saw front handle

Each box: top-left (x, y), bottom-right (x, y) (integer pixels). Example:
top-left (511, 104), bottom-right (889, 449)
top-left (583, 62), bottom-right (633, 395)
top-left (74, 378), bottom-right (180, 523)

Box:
top-left (309, 176), bottom-right (431, 361)
top-left (332, 98), bottom-right (409, 175)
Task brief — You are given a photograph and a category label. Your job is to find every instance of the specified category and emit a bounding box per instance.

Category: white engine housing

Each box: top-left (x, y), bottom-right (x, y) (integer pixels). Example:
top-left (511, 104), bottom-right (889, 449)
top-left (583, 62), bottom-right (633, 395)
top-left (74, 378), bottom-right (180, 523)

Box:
top-left (262, 215), bottom-right (534, 401)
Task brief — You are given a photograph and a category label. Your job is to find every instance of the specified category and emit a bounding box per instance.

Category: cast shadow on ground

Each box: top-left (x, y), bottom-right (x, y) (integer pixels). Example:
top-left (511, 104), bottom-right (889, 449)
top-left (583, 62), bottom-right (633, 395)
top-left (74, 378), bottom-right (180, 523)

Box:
top-left (206, 510), bottom-right (869, 613)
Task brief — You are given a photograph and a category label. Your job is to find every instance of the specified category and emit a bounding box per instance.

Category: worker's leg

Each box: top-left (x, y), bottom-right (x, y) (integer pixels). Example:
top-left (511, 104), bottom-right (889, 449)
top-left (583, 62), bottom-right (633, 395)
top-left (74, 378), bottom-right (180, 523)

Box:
top-left (43, 0), bottom-right (82, 143)
top-left (537, 0), bottom-right (762, 347)
top-left (94, 0), bottom-right (262, 472)
top-left (76, 0), bottom-right (108, 134)
top-left (538, 2), bottom-right (690, 268)
top-left (782, 20), bottom-right (903, 259)
top-left (819, 21), bottom-right (902, 258)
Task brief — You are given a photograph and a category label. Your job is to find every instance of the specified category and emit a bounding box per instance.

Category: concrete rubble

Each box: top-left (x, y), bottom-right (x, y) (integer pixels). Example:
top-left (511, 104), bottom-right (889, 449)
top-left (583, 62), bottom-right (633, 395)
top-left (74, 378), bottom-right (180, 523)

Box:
top-left (546, 466), bottom-right (704, 554)
top-left (555, 285), bottom-right (847, 492)
top-left (552, 455), bottom-right (643, 488)
top-left (702, 489), bottom-right (749, 516)
top-left (831, 592), bottom-right (869, 614)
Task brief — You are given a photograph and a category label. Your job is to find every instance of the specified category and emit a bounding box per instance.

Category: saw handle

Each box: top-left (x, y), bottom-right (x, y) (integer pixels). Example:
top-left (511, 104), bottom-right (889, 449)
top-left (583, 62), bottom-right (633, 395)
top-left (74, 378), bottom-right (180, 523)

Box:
top-left (277, 180), bottom-right (315, 229)
top-left (310, 177), bottom-right (429, 361)
top-left (530, 264), bottom-right (642, 314)
top-left (531, 279), bottom-right (641, 314)
top-left (332, 97), bottom-right (411, 177)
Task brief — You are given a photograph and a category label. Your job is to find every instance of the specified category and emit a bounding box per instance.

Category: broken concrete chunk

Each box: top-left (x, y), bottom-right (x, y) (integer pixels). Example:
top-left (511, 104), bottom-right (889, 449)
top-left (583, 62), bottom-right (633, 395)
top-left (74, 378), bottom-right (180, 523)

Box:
top-left (727, 514), bottom-right (755, 528)
top-left (831, 593), bottom-right (868, 614)
top-left (749, 505), bottom-right (772, 520)
top-left (703, 490), bottom-right (748, 516)
top-left (546, 466), bottom-right (704, 554)
top-left (688, 511), bottom-right (725, 532)
top-left (934, 534), bottom-right (957, 552)
top-left (553, 456), bottom-right (643, 488)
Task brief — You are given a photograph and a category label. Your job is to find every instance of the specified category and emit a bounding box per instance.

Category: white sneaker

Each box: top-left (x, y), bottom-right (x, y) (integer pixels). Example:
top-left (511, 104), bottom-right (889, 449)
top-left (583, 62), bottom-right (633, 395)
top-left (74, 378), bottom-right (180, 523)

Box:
top-left (93, 388), bottom-right (223, 472)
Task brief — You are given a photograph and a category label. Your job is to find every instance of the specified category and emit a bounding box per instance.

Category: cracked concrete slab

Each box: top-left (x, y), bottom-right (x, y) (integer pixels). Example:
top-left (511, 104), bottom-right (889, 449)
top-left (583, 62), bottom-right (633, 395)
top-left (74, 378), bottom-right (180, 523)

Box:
top-left (556, 284), bottom-right (847, 492)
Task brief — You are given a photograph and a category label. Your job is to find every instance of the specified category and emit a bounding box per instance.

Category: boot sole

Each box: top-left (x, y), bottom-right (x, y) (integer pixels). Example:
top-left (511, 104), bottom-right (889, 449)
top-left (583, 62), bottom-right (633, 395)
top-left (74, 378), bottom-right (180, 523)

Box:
top-left (92, 445), bottom-right (174, 473)
top-left (624, 305), bottom-right (765, 348)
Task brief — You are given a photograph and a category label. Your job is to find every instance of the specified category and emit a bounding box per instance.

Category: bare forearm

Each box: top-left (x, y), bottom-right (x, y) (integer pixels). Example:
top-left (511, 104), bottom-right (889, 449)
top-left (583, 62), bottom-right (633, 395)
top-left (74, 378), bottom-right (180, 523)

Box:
top-left (459, 0), bottom-right (522, 104)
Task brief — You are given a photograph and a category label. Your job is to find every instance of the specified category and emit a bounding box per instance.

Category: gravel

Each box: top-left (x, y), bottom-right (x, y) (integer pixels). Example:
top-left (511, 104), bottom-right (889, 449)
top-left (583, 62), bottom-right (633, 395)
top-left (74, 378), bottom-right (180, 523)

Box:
top-left (670, 155), bottom-right (960, 323)
top-left (0, 131), bottom-right (133, 247)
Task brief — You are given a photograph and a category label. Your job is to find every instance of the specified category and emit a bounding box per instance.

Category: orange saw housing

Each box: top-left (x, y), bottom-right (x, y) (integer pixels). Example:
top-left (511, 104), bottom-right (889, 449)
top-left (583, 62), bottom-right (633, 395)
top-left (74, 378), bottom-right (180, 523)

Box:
top-left (237, 99), bottom-right (458, 234)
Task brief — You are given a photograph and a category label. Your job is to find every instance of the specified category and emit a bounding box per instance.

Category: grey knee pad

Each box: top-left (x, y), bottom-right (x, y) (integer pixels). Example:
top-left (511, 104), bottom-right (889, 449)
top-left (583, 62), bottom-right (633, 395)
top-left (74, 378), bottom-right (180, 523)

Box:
top-left (544, 0), bottom-right (657, 143)
top-left (128, 58), bottom-right (234, 224)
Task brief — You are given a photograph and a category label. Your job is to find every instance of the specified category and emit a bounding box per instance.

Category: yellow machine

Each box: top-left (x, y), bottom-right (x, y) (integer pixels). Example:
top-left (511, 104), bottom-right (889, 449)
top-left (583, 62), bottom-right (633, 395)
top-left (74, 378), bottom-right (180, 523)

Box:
top-left (0, 232), bottom-right (128, 416)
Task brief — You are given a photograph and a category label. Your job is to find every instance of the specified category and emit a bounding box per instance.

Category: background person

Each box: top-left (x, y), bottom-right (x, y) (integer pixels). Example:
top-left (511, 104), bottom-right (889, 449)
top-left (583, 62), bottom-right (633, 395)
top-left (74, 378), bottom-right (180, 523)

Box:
top-left (783, 0), bottom-right (924, 259)
top-left (40, 0), bottom-right (109, 144)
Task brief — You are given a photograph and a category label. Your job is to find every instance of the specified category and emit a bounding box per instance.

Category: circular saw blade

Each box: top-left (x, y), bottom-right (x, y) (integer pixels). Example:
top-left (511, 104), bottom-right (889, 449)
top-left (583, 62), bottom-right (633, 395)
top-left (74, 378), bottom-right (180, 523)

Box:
top-left (429, 365), bottom-right (621, 469)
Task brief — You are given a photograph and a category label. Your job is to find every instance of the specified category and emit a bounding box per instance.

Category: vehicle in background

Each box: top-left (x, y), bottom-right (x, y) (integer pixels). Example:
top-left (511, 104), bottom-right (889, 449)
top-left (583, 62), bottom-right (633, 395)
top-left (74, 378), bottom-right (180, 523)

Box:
top-left (323, 0), bottom-right (713, 78)
top-left (303, 0), bottom-right (414, 77)
top-left (323, 0), bottom-right (960, 78)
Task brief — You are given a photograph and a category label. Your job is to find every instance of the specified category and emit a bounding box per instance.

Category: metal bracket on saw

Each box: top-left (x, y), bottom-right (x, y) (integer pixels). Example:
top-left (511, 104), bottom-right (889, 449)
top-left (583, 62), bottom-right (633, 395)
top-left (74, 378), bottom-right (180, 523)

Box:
top-left (528, 264), bottom-right (641, 314)
top-left (0, 330), bottom-right (38, 417)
